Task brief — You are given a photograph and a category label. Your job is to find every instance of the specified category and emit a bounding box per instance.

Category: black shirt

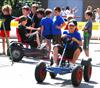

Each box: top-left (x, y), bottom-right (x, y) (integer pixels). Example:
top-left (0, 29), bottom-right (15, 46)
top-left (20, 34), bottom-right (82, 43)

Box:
top-left (18, 24), bottom-right (28, 42)
top-left (32, 14), bottom-right (41, 28)
top-left (26, 16), bottom-right (32, 33)
top-left (26, 16), bottom-right (32, 26)
top-left (0, 14), bottom-right (13, 30)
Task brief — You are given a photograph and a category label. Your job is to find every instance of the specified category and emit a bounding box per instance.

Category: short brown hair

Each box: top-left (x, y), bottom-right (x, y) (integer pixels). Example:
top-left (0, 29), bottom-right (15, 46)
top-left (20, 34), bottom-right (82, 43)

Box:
top-left (32, 4), bottom-right (38, 9)
top-left (19, 16), bottom-right (27, 23)
top-left (45, 8), bottom-right (52, 15)
top-left (85, 10), bottom-right (93, 17)
top-left (37, 8), bottom-right (45, 15)
top-left (22, 5), bottom-right (30, 11)
top-left (54, 7), bottom-right (61, 12)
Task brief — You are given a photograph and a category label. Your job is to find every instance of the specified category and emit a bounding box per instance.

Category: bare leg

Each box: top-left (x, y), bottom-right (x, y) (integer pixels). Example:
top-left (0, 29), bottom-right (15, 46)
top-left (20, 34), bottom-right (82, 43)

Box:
top-left (36, 33), bottom-right (40, 47)
top-left (2, 37), bottom-right (5, 54)
top-left (6, 38), bottom-right (9, 49)
top-left (46, 40), bottom-right (51, 51)
top-left (71, 48), bottom-right (81, 64)
top-left (84, 49), bottom-right (89, 57)
top-left (53, 46), bottom-right (58, 65)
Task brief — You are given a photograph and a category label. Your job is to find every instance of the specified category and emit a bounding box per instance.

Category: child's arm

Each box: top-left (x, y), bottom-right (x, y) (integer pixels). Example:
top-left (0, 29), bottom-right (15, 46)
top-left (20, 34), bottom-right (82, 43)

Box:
top-left (40, 26), bottom-right (44, 37)
top-left (72, 37), bottom-right (82, 46)
top-left (82, 27), bottom-right (88, 32)
top-left (56, 22), bottom-right (66, 29)
top-left (26, 26), bottom-right (39, 31)
top-left (61, 34), bottom-right (67, 38)
top-left (25, 31), bottom-right (39, 37)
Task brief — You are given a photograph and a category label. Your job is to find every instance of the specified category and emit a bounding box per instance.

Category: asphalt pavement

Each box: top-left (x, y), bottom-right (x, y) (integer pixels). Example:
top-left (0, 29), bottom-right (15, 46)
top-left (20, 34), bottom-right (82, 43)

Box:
top-left (0, 40), bottom-right (100, 88)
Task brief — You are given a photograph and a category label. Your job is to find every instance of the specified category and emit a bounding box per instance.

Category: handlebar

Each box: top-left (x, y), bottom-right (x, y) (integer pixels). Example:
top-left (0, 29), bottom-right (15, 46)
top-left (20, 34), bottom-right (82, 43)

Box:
top-left (62, 35), bottom-right (72, 44)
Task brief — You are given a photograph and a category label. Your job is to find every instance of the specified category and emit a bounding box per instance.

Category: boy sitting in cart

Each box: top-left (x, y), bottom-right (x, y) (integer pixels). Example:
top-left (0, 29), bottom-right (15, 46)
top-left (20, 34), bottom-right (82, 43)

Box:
top-left (53, 21), bottom-right (82, 68)
top-left (18, 16), bottom-right (39, 48)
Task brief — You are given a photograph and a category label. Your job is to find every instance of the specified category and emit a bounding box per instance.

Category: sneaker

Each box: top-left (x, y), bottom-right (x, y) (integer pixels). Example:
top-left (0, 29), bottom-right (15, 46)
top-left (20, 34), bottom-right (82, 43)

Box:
top-left (39, 43), bottom-right (47, 49)
top-left (51, 63), bottom-right (58, 67)
top-left (88, 58), bottom-right (92, 62)
top-left (67, 63), bottom-right (75, 69)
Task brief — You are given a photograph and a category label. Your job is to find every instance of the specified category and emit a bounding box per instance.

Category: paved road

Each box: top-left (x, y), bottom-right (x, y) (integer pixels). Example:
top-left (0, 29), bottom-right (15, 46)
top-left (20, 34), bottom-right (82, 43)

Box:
top-left (0, 40), bottom-right (100, 88)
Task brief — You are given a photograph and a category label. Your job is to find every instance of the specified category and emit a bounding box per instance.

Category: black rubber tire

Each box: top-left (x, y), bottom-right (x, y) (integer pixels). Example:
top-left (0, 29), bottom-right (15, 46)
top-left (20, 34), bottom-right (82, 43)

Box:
top-left (7, 42), bottom-right (23, 56)
top-left (83, 63), bottom-right (92, 82)
top-left (11, 46), bottom-right (23, 62)
top-left (71, 66), bottom-right (83, 87)
top-left (35, 62), bottom-right (47, 83)
top-left (49, 72), bottom-right (57, 79)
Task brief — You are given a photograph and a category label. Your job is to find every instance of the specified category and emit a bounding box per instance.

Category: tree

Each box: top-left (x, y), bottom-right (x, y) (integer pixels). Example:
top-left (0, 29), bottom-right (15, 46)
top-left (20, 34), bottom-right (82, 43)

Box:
top-left (0, 0), bottom-right (5, 6)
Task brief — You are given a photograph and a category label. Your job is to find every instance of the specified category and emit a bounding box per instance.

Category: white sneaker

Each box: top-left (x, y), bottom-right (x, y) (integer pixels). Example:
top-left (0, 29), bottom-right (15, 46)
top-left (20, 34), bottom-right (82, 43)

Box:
top-left (51, 63), bottom-right (58, 67)
top-left (68, 63), bottom-right (75, 69)
top-left (39, 43), bottom-right (47, 49)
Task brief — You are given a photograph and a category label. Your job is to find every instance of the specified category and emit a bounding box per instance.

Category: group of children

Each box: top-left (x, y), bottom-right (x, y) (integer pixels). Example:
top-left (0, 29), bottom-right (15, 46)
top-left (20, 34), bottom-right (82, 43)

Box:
top-left (0, 4), bottom-right (93, 68)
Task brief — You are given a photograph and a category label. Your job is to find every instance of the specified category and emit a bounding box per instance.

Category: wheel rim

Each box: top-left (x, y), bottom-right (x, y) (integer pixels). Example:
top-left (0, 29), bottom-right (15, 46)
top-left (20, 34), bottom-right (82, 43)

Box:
top-left (12, 50), bottom-right (21, 58)
top-left (76, 68), bottom-right (82, 83)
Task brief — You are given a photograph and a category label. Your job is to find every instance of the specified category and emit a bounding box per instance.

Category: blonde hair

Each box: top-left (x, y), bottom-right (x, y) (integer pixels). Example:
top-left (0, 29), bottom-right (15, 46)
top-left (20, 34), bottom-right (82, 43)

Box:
top-left (2, 5), bottom-right (12, 14)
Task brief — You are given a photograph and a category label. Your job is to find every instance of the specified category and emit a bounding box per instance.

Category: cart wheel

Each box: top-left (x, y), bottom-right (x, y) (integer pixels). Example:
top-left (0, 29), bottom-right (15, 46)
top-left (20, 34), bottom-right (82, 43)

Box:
top-left (35, 62), bottom-right (47, 83)
top-left (71, 66), bottom-right (83, 87)
top-left (83, 63), bottom-right (92, 82)
top-left (11, 46), bottom-right (23, 62)
top-left (7, 42), bottom-right (23, 56)
top-left (7, 43), bottom-right (17, 56)
top-left (49, 72), bottom-right (57, 79)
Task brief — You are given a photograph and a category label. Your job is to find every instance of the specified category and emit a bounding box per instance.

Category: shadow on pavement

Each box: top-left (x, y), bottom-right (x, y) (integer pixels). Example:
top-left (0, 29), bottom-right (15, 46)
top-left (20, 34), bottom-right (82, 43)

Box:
top-left (18, 57), bottom-right (50, 65)
top-left (55, 79), bottom-right (95, 88)
top-left (37, 82), bottom-right (52, 86)
top-left (79, 83), bottom-right (94, 88)
top-left (49, 76), bottom-right (97, 88)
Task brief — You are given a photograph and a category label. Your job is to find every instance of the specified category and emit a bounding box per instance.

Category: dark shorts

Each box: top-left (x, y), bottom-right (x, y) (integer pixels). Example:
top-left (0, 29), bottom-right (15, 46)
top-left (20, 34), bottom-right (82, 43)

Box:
top-left (59, 45), bottom-right (82, 59)
top-left (53, 35), bottom-right (62, 45)
top-left (43, 35), bottom-right (53, 39)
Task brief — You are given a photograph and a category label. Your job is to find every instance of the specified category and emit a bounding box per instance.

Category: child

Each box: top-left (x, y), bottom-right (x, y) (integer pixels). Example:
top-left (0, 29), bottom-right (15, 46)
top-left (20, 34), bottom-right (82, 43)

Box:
top-left (0, 5), bottom-right (13, 55)
top-left (32, 8), bottom-right (45, 28)
top-left (32, 8), bottom-right (45, 47)
top-left (52, 7), bottom-right (66, 65)
top-left (61, 22), bottom-right (82, 67)
top-left (18, 16), bottom-right (38, 48)
top-left (64, 16), bottom-right (73, 30)
top-left (40, 8), bottom-right (53, 52)
top-left (65, 18), bottom-right (78, 31)
top-left (83, 11), bottom-right (93, 59)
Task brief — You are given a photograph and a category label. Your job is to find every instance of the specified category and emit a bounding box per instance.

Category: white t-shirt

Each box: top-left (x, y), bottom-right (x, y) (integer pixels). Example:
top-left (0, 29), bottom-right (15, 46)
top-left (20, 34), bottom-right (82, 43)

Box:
top-left (95, 13), bottom-right (100, 22)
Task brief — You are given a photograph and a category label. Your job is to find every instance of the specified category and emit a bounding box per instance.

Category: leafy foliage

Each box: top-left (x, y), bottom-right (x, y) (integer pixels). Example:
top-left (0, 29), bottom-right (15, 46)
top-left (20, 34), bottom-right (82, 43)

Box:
top-left (0, 0), bottom-right (42, 17)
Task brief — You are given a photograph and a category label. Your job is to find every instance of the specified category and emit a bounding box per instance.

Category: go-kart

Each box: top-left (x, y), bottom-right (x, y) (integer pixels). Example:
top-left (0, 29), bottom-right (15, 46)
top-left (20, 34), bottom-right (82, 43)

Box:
top-left (34, 35), bottom-right (92, 87)
top-left (7, 41), bottom-right (49, 62)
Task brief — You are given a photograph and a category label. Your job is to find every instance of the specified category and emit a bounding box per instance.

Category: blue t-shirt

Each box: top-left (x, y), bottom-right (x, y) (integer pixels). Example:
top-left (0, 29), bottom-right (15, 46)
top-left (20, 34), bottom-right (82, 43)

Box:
top-left (40, 17), bottom-right (53, 36)
top-left (52, 16), bottom-right (64, 35)
top-left (63, 30), bottom-right (82, 48)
